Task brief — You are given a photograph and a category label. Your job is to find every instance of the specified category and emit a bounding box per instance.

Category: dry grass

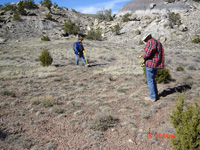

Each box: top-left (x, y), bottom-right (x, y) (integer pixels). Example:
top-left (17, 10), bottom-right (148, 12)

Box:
top-left (30, 95), bottom-right (56, 108)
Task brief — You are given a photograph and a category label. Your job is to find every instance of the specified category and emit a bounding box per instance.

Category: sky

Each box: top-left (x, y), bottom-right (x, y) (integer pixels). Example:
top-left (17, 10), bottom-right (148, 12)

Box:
top-left (0, 0), bottom-right (132, 14)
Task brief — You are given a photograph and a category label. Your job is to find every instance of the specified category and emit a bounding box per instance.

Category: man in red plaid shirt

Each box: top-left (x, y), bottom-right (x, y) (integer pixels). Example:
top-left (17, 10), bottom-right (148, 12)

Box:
top-left (141, 33), bottom-right (165, 102)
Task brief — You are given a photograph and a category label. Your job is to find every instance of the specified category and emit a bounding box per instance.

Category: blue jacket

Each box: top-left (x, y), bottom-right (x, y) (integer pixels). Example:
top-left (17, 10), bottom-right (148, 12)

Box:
top-left (74, 41), bottom-right (84, 55)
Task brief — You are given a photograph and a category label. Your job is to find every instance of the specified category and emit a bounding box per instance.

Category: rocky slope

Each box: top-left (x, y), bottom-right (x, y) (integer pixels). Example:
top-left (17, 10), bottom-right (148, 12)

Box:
top-left (117, 0), bottom-right (199, 16)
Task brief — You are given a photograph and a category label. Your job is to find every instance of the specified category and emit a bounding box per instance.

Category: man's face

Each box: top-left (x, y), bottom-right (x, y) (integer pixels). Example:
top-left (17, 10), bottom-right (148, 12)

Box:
top-left (79, 39), bottom-right (82, 43)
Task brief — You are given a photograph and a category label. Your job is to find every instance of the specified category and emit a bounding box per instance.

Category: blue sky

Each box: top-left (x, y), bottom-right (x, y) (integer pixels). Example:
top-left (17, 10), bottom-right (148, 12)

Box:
top-left (0, 0), bottom-right (132, 14)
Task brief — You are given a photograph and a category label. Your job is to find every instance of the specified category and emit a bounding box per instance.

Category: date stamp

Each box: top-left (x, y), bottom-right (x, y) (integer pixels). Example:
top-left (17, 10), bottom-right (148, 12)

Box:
top-left (147, 133), bottom-right (176, 139)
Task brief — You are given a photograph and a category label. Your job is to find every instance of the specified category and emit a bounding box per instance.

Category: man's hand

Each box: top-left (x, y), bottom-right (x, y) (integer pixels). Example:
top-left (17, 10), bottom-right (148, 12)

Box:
top-left (139, 55), bottom-right (143, 58)
top-left (141, 60), bottom-right (145, 67)
top-left (78, 52), bottom-right (80, 55)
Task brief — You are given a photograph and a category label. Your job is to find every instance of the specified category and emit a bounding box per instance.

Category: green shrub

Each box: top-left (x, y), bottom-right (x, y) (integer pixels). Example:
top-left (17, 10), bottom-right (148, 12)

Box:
top-left (17, 1), bottom-right (27, 15)
top-left (40, 0), bottom-right (52, 10)
top-left (71, 8), bottom-right (78, 13)
top-left (45, 13), bottom-right (52, 20)
top-left (192, 37), bottom-right (200, 43)
top-left (111, 23), bottom-right (121, 35)
top-left (85, 29), bottom-right (102, 41)
top-left (156, 68), bottom-right (172, 83)
top-left (22, 0), bottom-right (36, 9)
top-left (13, 12), bottom-right (21, 21)
top-left (165, 0), bottom-right (175, 2)
top-left (168, 11), bottom-right (182, 28)
top-left (169, 94), bottom-right (200, 150)
top-left (3, 3), bottom-right (17, 11)
top-left (143, 67), bottom-right (172, 84)
top-left (39, 49), bottom-right (53, 67)
top-left (64, 19), bottom-right (79, 35)
top-left (41, 35), bottom-right (50, 41)
top-left (176, 65), bottom-right (184, 71)
top-left (89, 114), bottom-right (119, 131)
top-left (96, 8), bottom-right (113, 21)
top-left (122, 13), bottom-right (131, 22)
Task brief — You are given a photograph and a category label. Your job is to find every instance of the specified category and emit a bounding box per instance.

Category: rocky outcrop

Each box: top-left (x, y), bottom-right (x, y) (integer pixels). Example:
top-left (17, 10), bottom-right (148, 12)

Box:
top-left (0, 1), bottom-right (200, 45)
top-left (0, 4), bottom-right (95, 40)
top-left (117, 0), bottom-right (199, 16)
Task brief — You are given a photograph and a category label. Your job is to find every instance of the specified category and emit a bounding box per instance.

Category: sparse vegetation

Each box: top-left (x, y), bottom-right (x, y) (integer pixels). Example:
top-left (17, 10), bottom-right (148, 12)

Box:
top-left (85, 29), bottom-right (102, 41)
top-left (41, 35), bottom-right (50, 41)
top-left (169, 94), bottom-right (200, 150)
top-left (176, 65), bottom-right (184, 71)
top-left (187, 65), bottom-right (197, 70)
top-left (3, 3), bottom-right (17, 11)
top-left (165, 0), bottom-right (175, 2)
top-left (17, 0), bottom-right (36, 15)
top-left (39, 49), bottom-right (53, 67)
top-left (40, 0), bottom-right (52, 10)
top-left (71, 9), bottom-right (79, 13)
top-left (13, 12), bottom-right (21, 21)
top-left (89, 114), bottom-right (119, 131)
top-left (168, 11), bottom-right (182, 28)
top-left (45, 13), bottom-right (52, 20)
top-left (22, 0), bottom-right (36, 9)
top-left (143, 67), bottom-right (172, 84)
top-left (17, 1), bottom-right (27, 15)
top-left (192, 36), bottom-right (200, 43)
top-left (122, 13), bottom-right (131, 22)
top-left (30, 95), bottom-right (56, 108)
top-left (111, 23), bottom-right (121, 35)
top-left (64, 19), bottom-right (79, 35)
top-left (96, 8), bottom-right (113, 21)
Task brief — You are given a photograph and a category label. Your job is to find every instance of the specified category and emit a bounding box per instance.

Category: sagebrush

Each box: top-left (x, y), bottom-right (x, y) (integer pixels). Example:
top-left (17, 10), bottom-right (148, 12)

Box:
top-left (89, 114), bottom-right (119, 131)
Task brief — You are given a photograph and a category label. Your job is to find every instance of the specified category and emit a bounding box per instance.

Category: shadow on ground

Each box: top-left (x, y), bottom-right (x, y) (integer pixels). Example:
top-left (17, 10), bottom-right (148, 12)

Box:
top-left (159, 85), bottom-right (192, 97)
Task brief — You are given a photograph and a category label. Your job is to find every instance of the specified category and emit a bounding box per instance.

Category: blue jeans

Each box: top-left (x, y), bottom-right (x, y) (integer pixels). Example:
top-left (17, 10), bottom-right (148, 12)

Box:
top-left (75, 54), bottom-right (87, 66)
top-left (146, 67), bottom-right (158, 100)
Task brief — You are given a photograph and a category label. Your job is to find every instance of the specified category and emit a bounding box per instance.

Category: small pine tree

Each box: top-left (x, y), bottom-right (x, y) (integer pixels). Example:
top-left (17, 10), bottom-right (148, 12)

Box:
top-left (156, 68), bottom-right (171, 83)
top-left (23, 0), bottom-right (36, 9)
top-left (39, 49), bottom-right (53, 67)
top-left (17, 1), bottom-right (27, 15)
top-left (143, 67), bottom-right (171, 84)
top-left (169, 94), bottom-right (200, 150)
top-left (40, 0), bottom-right (52, 10)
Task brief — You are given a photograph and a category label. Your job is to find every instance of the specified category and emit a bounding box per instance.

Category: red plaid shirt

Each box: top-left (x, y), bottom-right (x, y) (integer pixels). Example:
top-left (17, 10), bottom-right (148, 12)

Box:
top-left (142, 38), bottom-right (164, 69)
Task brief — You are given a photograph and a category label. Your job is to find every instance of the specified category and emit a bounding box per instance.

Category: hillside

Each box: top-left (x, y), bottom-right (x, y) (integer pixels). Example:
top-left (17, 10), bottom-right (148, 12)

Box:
top-left (0, 1), bottom-right (200, 150)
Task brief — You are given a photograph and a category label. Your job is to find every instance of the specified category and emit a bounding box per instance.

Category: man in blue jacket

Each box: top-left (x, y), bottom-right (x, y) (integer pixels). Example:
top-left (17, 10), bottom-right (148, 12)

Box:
top-left (74, 37), bottom-right (88, 67)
